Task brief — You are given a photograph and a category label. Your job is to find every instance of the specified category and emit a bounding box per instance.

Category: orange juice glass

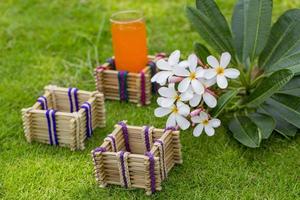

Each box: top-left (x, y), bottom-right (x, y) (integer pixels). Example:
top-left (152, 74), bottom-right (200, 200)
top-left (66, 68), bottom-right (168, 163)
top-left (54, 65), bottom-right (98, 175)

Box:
top-left (110, 10), bottom-right (148, 73)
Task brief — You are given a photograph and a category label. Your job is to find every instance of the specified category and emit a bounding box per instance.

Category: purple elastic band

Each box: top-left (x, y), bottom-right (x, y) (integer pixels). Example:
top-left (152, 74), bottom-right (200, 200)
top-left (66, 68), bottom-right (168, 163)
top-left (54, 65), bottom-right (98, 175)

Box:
top-left (81, 102), bottom-right (93, 137)
top-left (145, 151), bottom-right (156, 193)
top-left (119, 151), bottom-right (128, 188)
top-left (164, 126), bottom-right (177, 132)
top-left (107, 134), bottom-right (117, 152)
top-left (45, 109), bottom-right (58, 145)
top-left (144, 126), bottom-right (151, 152)
top-left (155, 139), bottom-right (167, 178)
top-left (140, 71), bottom-right (146, 105)
top-left (37, 96), bottom-right (48, 110)
top-left (118, 122), bottom-right (131, 152)
top-left (68, 88), bottom-right (79, 112)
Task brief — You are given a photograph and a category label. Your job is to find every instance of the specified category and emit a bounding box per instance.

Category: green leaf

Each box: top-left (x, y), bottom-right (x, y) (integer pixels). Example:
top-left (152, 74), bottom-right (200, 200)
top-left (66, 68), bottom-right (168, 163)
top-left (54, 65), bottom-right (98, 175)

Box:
top-left (232, 0), bottom-right (272, 63)
top-left (186, 7), bottom-right (235, 60)
top-left (266, 94), bottom-right (300, 128)
top-left (259, 104), bottom-right (297, 137)
top-left (246, 69), bottom-right (294, 107)
top-left (195, 0), bottom-right (234, 58)
top-left (249, 112), bottom-right (275, 139)
top-left (278, 76), bottom-right (300, 97)
top-left (259, 9), bottom-right (300, 73)
top-left (229, 115), bottom-right (261, 148)
top-left (194, 42), bottom-right (211, 64)
top-left (211, 90), bottom-right (239, 117)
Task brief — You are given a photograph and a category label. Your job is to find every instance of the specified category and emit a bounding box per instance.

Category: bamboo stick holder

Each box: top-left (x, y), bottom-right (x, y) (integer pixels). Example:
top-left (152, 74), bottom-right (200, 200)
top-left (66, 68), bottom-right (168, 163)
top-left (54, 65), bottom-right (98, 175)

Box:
top-left (94, 55), bottom-right (166, 106)
top-left (91, 121), bottom-right (182, 195)
top-left (21, 85), bottom-right (106, 150)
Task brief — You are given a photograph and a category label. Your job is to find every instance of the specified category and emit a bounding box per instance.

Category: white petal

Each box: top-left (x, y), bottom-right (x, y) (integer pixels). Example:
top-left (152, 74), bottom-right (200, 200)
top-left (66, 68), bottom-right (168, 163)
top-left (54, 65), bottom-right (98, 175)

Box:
top-left (161, 97), bottom-right (176, 107)
top-left (157, 97), bottom-right (164, 106)
top-left (204, 69), bottom-right (217, 79)
top-left (168, 50), bottom-right (180, 66)
top-left (158, 87), bottom-right (176, 98)
top-left (224, 68), bottom-right (240, 79)
top-left (151, 73), bottom-right (159, 83)
top-left (195, 67), bottom-right (205, 78)
top-left (189, 94), bottom-right (202, 107)
top-left (203, 92), bottom-right (217, 108)
top-left (207, 55), bottom-right (219, 68)
top-left (193, 124), bottom-right (204, 137)
top-left (180, 90), bottom-right (194, 101)
top-left (209, 119), bottom-right (221, 128)
top-left (201, 77), bottom-right (216, 87)
top-left (199, 111), bottom-right (208, 121)
top-left (178, 78), bottom-right (191, 93)
top-left (217, 75), bottom-right (228, 89)
top-left (154, 107), bottom-right (172, 117)
top-left (175, 115), bottom-right (190, 130)
top-left (188, 54), bottom-right (198, 72)
top-left (220, 52), bottom-right (231, 68)
top-left (174, 67), bottom-right (190, 77)
top-left (166, 113), bottom-right (176, 127)
top-left (156, 71), bottom-right (173, 85)
top-left (191, 116), bottom-right (201, 123)
top-left (177, 103), bottom-right (190, 116)
top-left (191, 79), bottom-right (204, 95)
top-left (178, 60), bottom-right (189, 68)
top-left (204, 125), bottom-right (215, 136)
top-left (156, 59), bottom-right (172, 70)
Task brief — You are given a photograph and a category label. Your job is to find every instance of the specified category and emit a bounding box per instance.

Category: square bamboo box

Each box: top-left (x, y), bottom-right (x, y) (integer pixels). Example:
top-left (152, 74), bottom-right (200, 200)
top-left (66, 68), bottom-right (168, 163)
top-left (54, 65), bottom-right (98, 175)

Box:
top-left (91, 121), bottom-right (182, 195)
top-left (94, 54), bottom-right (166, 106)
top-left (21, 85), bottom-right (106, 150)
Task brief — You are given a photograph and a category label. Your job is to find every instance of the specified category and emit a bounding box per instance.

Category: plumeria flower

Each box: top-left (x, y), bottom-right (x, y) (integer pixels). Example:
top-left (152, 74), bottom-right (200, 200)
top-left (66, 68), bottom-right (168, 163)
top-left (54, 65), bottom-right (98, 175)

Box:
top-left (154, 101), bottom-right (191, 130)
top-left (191, 111), bottom-right (221, 137)
top-left (157, 84), bottom-right (193, 107)
top-left (188, 78), bottom-right (217, 108)
top-left (151, 50), bottom-right (182, 85)
top-left (204, 52), bottom-right (240, 89)
top-left (174, 54), bottom-right (205, 94)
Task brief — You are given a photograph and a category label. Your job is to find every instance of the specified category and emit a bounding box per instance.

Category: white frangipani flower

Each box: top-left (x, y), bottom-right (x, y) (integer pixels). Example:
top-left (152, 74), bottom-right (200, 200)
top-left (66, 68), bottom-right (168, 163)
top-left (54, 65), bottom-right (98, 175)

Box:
top-left (188, 78), bottom-right (217, 108)
top-left (151, 50), bottom-right (182, 85)
top-left (157, 84), bottom-right (193, 107)
top-left (154, 101), bottom-right (191, 130)
top-left (174, 54), bottom-right (205, 94)
top-left (191, 111), bottom-right (221, 137)
top-left (204, 52), bottom-right (240, 89)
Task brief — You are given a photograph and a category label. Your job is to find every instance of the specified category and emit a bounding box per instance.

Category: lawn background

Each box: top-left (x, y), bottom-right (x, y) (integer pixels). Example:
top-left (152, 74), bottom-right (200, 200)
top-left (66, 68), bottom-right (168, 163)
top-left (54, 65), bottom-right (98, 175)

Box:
top-left (0, 0), bottom-right (300, 199)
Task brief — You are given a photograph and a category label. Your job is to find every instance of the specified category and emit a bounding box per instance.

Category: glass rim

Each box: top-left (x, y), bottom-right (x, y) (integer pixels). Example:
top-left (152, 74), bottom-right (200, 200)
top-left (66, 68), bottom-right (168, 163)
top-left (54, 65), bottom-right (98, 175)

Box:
top-left (110, 10), bottom-right (144, 24)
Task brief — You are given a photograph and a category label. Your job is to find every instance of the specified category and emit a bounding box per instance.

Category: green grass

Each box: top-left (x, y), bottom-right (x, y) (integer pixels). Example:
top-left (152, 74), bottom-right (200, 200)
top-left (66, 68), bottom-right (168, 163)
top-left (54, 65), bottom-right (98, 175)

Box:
top-left (1, 0), bottom-right (300, 199)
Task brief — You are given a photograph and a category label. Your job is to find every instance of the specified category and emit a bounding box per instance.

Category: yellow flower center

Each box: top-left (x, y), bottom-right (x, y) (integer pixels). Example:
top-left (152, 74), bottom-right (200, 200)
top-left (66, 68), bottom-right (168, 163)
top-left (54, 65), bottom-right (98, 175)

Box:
top-left (202, 119), bottom-right (209, 125)
top-left (216, 67), bottom-right (224, 75)
top-left (172, 107), bottom-right (178, 113)
top-left (189, 72), bottom-right (196, 80)
top-left (174, 95), bottom-right (181, 101)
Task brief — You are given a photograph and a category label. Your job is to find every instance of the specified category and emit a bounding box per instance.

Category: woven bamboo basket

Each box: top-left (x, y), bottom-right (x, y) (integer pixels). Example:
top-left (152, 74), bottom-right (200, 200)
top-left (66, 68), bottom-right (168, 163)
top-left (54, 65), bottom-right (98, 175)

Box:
top-left (94, 54), bottom-right (166, 106)
top-left (21, 85), bottom-right (106, 150)
top-left (91, 121), bottom-right (182, 195)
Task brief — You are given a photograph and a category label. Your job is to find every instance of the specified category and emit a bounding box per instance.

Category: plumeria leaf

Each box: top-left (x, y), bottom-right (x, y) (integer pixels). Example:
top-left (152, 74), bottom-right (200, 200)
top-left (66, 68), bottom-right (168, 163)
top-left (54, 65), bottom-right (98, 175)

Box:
top-left (232, 0), bottom-right (272, 63)
top-left (259, 9), bottom-right (300, 74)
top-left (245, 69), bottom-right (294, 107)
top-left (278, 75), bottom-right (300, 97)
top-left (194, 42), bottom-right (211, 64)
top-left (266, 94), bottom-right (300, 129)
top-left (186, 7), bottom-right (236, 62)
top-left (211, 90), bottom-right (239, 117)
top-left (229, 115), bottom-right (261, 148)
top-left (259, 104), bottom-right (298, 137)
top-left (249, 112), bottom-right (275, 139)
top-left (195, 0), bottom-right (235, 59)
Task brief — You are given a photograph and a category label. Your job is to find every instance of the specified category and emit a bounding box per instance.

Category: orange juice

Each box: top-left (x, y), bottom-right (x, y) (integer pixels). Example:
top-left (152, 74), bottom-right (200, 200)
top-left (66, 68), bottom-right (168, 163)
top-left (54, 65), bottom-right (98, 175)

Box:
top-left (111, 11), bottom-right (148, 73)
